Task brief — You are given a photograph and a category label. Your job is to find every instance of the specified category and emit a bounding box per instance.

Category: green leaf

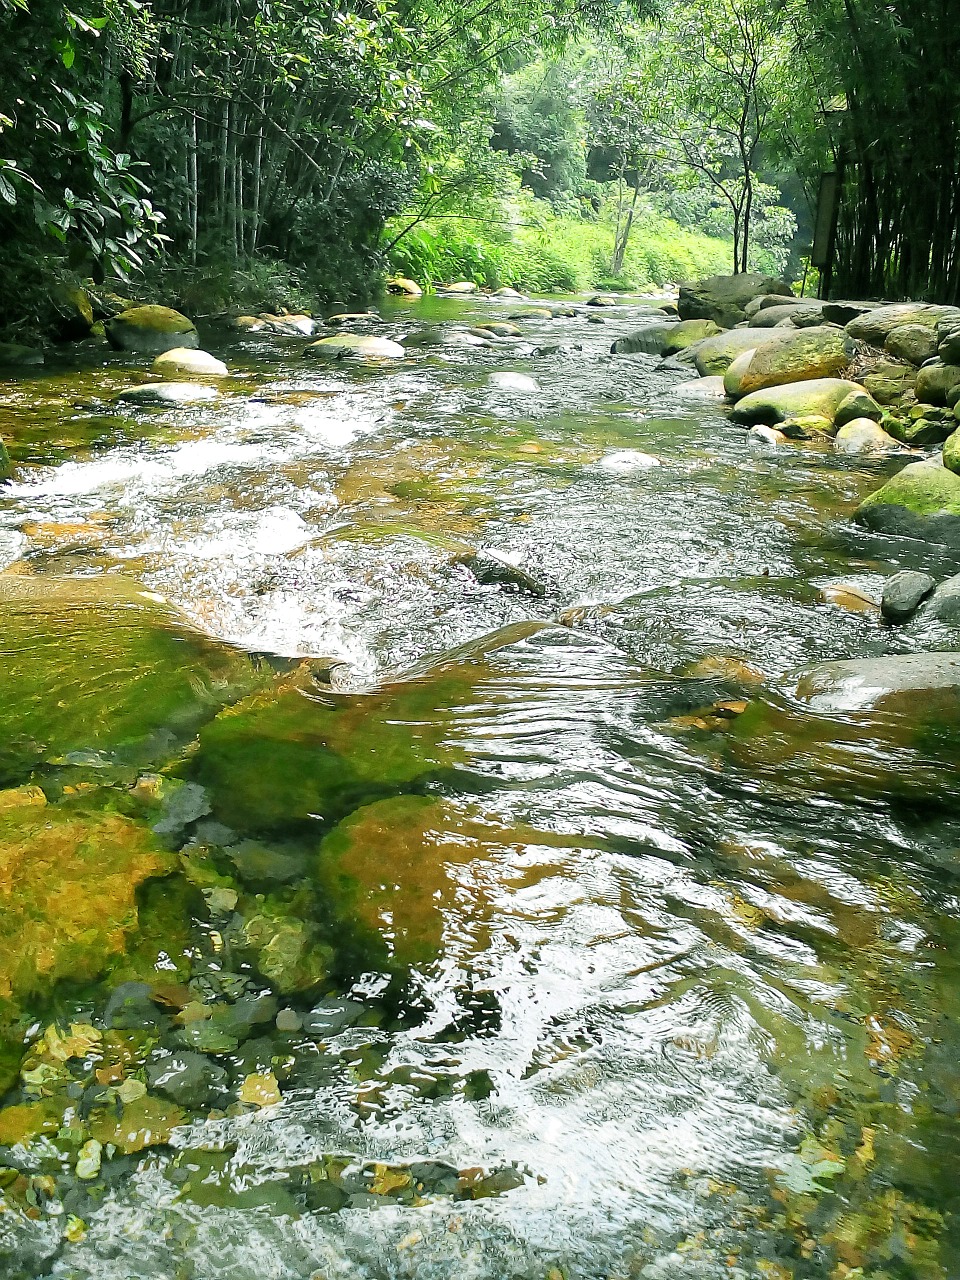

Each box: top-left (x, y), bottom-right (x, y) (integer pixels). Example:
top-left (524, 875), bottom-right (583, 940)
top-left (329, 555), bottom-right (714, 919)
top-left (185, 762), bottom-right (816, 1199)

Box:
top-left (0, 172), bottom-right (16, 204)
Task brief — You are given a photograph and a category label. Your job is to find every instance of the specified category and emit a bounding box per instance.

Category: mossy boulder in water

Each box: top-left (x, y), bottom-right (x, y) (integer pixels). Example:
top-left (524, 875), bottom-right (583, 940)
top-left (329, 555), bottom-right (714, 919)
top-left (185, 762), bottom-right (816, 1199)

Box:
top-left (305, 334), bottom-right (404, 360)
top-left (728, 328), bottom-right (854, 399)
top-left (731, 378), bottom-right (881, 429)
top-left (855, 457), bottom-right (960, 547)
top-left (152, 348), bottom-right (228, 377)
top-left (0, 574), bottom-right (267, 786)
top-left (105, 305), bottom-right (199, 355)
top-left (914, 362), bottom-right (960, 406)
top-left (0, 439), bottom-right (10, 481)
top-left (611, 319), bottom-right (721, 356)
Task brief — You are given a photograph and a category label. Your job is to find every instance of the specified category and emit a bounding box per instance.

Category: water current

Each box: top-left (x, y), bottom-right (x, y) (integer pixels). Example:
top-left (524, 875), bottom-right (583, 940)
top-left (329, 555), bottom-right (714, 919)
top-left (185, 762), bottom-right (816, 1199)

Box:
top-left (1, 293), bottom-right (959, 1280)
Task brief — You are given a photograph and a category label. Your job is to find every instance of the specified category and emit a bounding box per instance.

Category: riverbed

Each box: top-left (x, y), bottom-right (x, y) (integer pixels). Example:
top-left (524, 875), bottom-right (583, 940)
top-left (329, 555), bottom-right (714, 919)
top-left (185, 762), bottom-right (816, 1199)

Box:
top-left (0, 293), bottom-right (958, 1280)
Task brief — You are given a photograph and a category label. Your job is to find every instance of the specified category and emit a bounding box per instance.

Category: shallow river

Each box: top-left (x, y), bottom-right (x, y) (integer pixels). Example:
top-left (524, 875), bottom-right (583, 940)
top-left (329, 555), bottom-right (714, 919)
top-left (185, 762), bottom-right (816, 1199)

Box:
top-left (1, 294), bottom-right (959, 1280)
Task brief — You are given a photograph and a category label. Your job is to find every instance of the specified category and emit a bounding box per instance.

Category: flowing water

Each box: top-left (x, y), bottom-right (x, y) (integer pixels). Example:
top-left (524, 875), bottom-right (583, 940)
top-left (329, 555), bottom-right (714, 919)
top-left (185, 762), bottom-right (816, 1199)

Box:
top-left (1, 294), bottom-right (959, 1280)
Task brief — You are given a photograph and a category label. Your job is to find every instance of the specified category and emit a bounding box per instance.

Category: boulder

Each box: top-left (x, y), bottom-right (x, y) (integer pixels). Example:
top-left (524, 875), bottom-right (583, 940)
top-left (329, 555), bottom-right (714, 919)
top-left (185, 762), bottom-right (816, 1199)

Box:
top-left (727, 327), bottom-right (853, 398)
top-left (854, 456), bottom-right (960, 547)
top-left (260, 312), bottom-right (315, 337)
top-left (936, 315), bottom-right (960, 365)
top-left (678, 273), bottom-right (793, 328)
top-left (846, 303), bottom-right (959, 345)
top-left (833, 418), bottom-right (903, 454)
top-left (820, 300), bottom-right (882, 326)
top-left (881, 570), bottom-right (936, 623)
top-left (305, 334), bottom-right (405, 360)
top-left (441, 281), bottom-right (478, 294)
top-left (106, 305), bottom-right (198, 355)
top-left (748, 424), bottom-right (787, 447)
top-left (919, 573), bottom-right (960, 623)
top-left (611, 318), bottom-right (719, 356)
top-left (792, 652), bottom-right (960, 714)
top-left (883, 410), bottom-right (955, 447)
top-left (915, 362), bottom-right (960, 406)
top-left (402, 328), bottom-right (489, 350)
top-left (730, 378), bottom-right (880, 429)
top-left (115, 382), bottom-right (220, 406)
top-left (749, 304), bottom-right (824, 329)
top-left (586, 294), bottom-right (618, 307)
top-left (492, 287), bottom-right (524, 299)
top-left (885, 323), bottom-right (938, 366)
top-left (387, 277), bottom-right (422, 297)
top-left (943, 427), bottom-right (960, 475)
top-left (510, 308), bottom-right (555, 320)
top-left (673, 376), bottom-right (726, 402)
top-left (0, 439), bottom-right (10, 481)
top-left (744, 294), bottom-right (808, 317)
top-left (51, 284), bottom-right (94, 339)
top-left (690, 327), bottom-right (787, 376)
top-left (0, 342), bottom-right (43, 367)
top-left (152, 348), bottom-right (228, 377)
top-left (861, 359), bottom-right (917, 405)
top-left (326, 312), bottom-right (377, 326)
top-left (471, 321), bottom-right (522, 338)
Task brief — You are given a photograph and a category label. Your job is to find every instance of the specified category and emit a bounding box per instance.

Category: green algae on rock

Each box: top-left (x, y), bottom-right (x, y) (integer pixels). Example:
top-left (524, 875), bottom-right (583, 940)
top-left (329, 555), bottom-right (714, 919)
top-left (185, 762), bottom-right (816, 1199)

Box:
top-left (855, 456), bottom-right (960, 546)
top-left (728, 327), bottom-right (854, 398)
top-left (0, 575), bottom-right (269, 786)
top-left (730, 378), bottom-right (881, 429)
top-left (105, 305), bottom-right (199, 355)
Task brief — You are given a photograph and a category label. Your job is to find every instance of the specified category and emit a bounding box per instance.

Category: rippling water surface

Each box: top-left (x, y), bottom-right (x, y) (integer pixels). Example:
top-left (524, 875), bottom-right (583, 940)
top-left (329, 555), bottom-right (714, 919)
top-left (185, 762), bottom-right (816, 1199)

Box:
top-left (1, 294), bottom-right (959, 1280)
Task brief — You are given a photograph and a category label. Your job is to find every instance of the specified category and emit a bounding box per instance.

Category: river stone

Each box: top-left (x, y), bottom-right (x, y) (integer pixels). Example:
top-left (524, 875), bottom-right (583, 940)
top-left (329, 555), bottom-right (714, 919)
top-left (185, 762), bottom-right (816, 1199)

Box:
top-left (855, 456), bottom-right (960, 546)
top-left (441, 281), bottom-right (478, 294)
top-left (492, 286), bottom-right (523, 298)
top-left (115, 382), bottom-right (220, 406)
top-left (0, 440), bottom-right (10, 481)
top-left (586, 294), bottom-right (617, 307)
top-left (748, 424), bottom-right (787, 447)
top-left (834, 418), bottom-right (902, 454)
top-left (791, 652), bottom-right (960, 714)
top-left (745, 294), bottom-right (808, 317)
top-left (106, 305), bottom-right (198, 355)
top-left (881, 570), bottom-right (936, 623)
top-left (471, 321), bottom-right (522, 338)
top-left (305, 334), bottom-right (404, 360)
top-left (673, 376), bottom-right (726, 402)
top-left (885, 324), bottom-right (938, 366)
top-left (303, 998), bottom-right (367, 1037)
top-left (730, 327), bottom-right (854, 398)
top-left (510, 308), bottom-right (554, 320)
top-left (937, 317), bottom-right (960, 365)
top-left (883, 411), bottom-right (954, 447)
top-left (749, 303), bottom-right (823, 328)
top-left (678, 273), bottom-right (793, 328)
top-left (820, 300), bottom-right (882, 326)
top-left (612, 319), bottom-right (719, 356)
top-left (487, 371), bottom-right (539, 393)
top-left (454, 548), bottom-right (546, 595)
top-left (402, 328), bottom-right (488, 349)
top-left (0, 341), bottom-right (44, 367)
top-left (152, 348), bottom-right (228, 377)
top-left (146, 1051), bottom-right (228, 1109)
top-left (386, 277), bottom-right (422, 296)
top-left (846, 303), bottom-right (959, 345)
top-left (942, 427), bottom-right (960, 475)
top-left (920, 573), bottom-right (960, 623)
top-left (261, 313), bottom-right (315, 337)
top-left (730, 378), bottom-right (880, 428)
top-left (0, 574), bottom-right (266, 786)
top-left (326, 312), bottom-right (377, 326)
top-left (915, 362), bottom-right (960, 406)
top-left (861, 359), bottom-right (917, 405)
top-left (690, 328), bottom-right (787, 376)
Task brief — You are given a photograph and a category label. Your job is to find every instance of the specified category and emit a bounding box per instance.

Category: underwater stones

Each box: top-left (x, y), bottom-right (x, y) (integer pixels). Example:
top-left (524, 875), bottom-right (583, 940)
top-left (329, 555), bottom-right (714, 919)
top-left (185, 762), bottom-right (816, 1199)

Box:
top-left (0, 800), bottom-right (173, 1017)
top-left (486, 371), bottom-right (540, 393)
top-left (678, 272), bottom-right (793, 327)
top-left (0, 574), bottom-right (265, 784)
top-left (689, 327), bottom-right (787, 376)
top-left (855, 457), bottom-right (960, 547)
top-left (237, 911), bottom-right (332, 994)
top-left (730, 378), bottom-right (881, 429)
top-left (302, 997), bottom-right (367, 1037)
top-left (145, 1050), bottom-right (228, 1109)
top-left (453, 547), bottom-right (547, 596)
top-left (105, 305), bottom-right (198, 355)
top-left (833, 418), bottom-right (903, 454)
top-left (114, 381), bottom-right (219, 406)
top-left (152, 347), bottom-right (228, 377)
top-left (305, 333), bottom-right (405, 360)
top-left (881, 570), bottom-right (936, 623)
top-left (728, 327), bottom-right (854, 398)
top-left (87, 1093), bottom-right (184, 1153)
top-left (238, 1071), bottom-right (281, 1107)
top-left (791, 652), bottom-right (960, 714)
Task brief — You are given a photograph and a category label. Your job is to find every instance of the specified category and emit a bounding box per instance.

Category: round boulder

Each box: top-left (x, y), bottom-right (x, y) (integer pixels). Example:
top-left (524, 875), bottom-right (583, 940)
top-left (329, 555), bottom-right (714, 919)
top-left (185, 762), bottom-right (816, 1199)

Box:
top-left (855, 456), bottom-right (960, 546)
top-left (690, 327), bottom-right (787, 376)
top-left (305, 334), bottom-right (405, 360)
top-left (387, 277), bottom-right (422, 297)
top-left (885, 323), bottom-right (939, 366)
top-left (730, 378), bottom-right (880, 429)
top-left (846, 303), bottom-right (959, 345)
top-left (915, 362), bottom-right (960, 406)
top-left (441, 281), bottom-right (478, 294)
top-left (834, 418), bottom-right (903, 454)
top-left (487, 372), bottom-right (540, 393)
top-left (881, 570), bottom-right (936, 623)
top-left (152, 348), bottom-right (228, 377)
top-left (728, 327), bottom-right (853, 399)
top-left (106, 305), bottom-right (198, 355)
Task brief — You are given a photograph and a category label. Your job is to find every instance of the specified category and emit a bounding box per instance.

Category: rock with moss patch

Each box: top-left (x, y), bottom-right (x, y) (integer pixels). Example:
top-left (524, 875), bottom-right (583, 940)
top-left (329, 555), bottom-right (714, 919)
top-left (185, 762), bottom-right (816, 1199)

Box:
top-left (679, 273), bottom-right (792, 327)
top-left (612, 318), bottom-right (720, 356)
top-left (942, 427), bottom-right (960, 475)
top-left (847, 303), bottom-right (959, 345)
top-left (115, 381), bottom-right (220, 406)
top-left (728, 327), bottom-right (853, 399)
top-left (861, 359), bottom-right (918, 406)
top-left (915, 362), bottom-right (960, 406)
top-left (106, 305), bottom-right (198, 355)
top-left (885, 324), bottom-right (939, 366)
top-left (731, 378), bottom-right (880, 429)
top-left (855, 456), bottom-right (960, 546)
top-left (834, 418), bottom-right (903, 454)
top-left (689, 327), bottom-right (788, 376)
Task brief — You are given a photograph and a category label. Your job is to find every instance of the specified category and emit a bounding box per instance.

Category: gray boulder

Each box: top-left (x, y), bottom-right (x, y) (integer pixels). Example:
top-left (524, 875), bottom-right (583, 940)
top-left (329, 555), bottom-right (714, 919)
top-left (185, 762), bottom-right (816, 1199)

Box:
top-left (689, 327), bottom-right (787, 375)
top-left (918, 572), bottom-right (960, 623)
top-left (792, 652), bottom-right (960, 714)
top-left (885, 324), bottom-right (938, 366)
top-left (915, 362), bottom-right (960, 406)
top-left (106, 305), bottom-right (198, 355)
top-left (847, 303), bottom-right (959, 345)
top-left (880, 570), bottom-right (936, 622)
top-left (678, 273), bottom-right (793, 328)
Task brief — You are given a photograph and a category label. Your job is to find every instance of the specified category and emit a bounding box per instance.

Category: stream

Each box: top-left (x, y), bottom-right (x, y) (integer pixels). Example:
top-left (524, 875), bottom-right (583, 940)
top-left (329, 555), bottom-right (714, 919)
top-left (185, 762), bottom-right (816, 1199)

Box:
top-left (0, 292), bottom-right (959, 1280)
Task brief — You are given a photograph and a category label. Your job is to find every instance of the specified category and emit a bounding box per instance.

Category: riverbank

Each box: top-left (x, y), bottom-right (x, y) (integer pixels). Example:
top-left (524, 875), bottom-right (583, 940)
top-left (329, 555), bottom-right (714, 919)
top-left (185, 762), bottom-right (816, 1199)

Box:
top-left (1, 286), bottom-right (959, 1279)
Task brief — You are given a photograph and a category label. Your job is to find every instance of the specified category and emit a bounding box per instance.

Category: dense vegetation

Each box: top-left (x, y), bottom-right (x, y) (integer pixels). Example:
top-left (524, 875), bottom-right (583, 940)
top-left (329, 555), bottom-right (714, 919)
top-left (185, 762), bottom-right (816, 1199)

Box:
top-left (0, 0), bottom-right (955, 330)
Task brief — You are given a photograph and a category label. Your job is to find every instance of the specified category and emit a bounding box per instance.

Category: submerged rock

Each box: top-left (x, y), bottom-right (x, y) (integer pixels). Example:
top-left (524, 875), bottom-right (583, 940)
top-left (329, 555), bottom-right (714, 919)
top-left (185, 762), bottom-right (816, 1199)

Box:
top-left (453, 547), bottom-right (547, 595)
top-left (792, 652), bottom-right (960, 713)
top-left (115, 381), bottom-right (220, 406)
top-left (0, 574), bottom-right (267, 785)
top-left (855, 456), bottom-right (960, 547)
top-left (106, 305), bottom-right (198, 355)
top-left (305, 334), bottom-right (404, 360)
top-left (881, 570), bottom-right (936, 623)
top-left (487, 371), bottom-right (540, 393)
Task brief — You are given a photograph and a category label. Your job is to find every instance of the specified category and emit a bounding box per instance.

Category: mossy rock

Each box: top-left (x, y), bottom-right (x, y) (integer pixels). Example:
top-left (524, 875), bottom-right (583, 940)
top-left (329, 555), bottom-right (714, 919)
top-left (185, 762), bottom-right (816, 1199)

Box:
top-left (847, 303), bottom-right (959, 345)
top-left (0, 439), bottom-right (10, 481)
top-left (689, 327), bottom-right (788, 375)
top-left (730, 327), bottom-right (854, 399)
top-left (152, 348), bottom-right (228, 378)
top-left (855, 457), bottom-right (960, 546)
top-left (942, 428), bottom-right (960, 475)
top-left (0, 574), bottom-right (268, 786)
top-left (0, 792), bottom-right (173, 1047)
top-left (884, 323), bottom-right (938, 366)
top-left (915, 361), bottom-right (960, 406)
top-left (862, 359), bottom-right (918, 406)
top-left (611, 319), bottom-right (720, 357)
top-left (730, 378), bottom-right (880, 428)
top-left (678, 273), bottom-right (792, 327)
top-left (105, 305), bottom-right (198, 355)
